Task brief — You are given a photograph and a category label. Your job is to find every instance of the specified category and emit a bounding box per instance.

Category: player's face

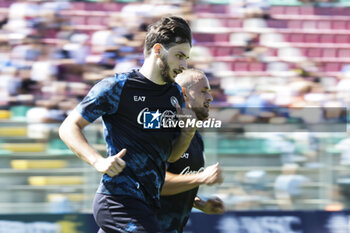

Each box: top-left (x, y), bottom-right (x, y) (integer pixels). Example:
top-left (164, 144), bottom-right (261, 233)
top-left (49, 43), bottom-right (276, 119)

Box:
top-left (159, 54), bottom-right (171, 83)
top-left (160, 43), bottom-right (190, 83)
top-left (187, 76), bottom-right (213, 120)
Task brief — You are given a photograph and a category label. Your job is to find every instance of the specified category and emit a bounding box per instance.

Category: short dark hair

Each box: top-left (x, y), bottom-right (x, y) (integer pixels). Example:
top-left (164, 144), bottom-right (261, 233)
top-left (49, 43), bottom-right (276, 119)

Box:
top-left (144, 16), bottom-right (192, 57)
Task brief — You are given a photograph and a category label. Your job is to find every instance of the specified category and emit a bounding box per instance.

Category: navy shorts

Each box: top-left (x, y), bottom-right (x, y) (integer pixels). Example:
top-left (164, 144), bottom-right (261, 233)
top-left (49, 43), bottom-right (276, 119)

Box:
top-left (93, 193), bottom-right (162, 233)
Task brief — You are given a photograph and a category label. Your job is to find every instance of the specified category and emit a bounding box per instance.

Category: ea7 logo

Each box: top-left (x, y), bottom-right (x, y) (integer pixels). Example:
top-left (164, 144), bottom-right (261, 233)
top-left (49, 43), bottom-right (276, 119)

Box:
top-left (134, 96), bottom-right (146, 102)
top-left (181, 153), bottom-right (189, 159)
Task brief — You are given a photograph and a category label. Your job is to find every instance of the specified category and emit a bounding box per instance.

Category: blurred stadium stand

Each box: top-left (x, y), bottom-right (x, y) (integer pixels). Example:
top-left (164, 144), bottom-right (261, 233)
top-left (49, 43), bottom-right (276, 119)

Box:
top-left (0, 0), bottom-right (349, 216)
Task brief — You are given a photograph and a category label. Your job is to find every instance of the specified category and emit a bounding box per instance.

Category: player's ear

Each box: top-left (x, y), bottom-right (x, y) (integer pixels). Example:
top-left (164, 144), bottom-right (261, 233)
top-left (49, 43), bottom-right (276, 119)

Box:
top-left (181, 87), bottom-right (188, 100)
top-left (153, 43), bottom-right (162, 57)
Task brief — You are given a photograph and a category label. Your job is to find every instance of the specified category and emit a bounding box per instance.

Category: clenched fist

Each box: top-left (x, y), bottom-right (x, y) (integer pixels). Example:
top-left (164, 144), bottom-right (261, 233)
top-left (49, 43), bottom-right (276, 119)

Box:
top-left (199, 163), bottom-right (223, 185)
top-left (194, 196), bottom-right (225, 215)
top-left (93, 149), bottom-right (127, 177)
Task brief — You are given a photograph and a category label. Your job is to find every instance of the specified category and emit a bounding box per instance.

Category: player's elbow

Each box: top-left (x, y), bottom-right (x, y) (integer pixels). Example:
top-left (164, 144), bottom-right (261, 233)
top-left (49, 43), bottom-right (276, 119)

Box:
top-left (59, 117), bottom-right (76, 142)
top-left (58, 120), bottom-right (70, 142)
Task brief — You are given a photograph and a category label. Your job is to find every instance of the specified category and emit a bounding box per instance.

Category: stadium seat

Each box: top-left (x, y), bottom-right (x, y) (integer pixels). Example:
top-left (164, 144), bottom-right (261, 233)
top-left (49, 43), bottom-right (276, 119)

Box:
top-left (318, 21), bottom-right (331, 30)
top-left (0, 1), bottom-right (12, 8)
top-left (214, 33), bottom-right (230, 43)
top-left (306, 48), bottom-right (322, 58)
top-left (28, 176), bottom-right (84, 186)
top-left (193, 33), bottom-right (216, 43)
top-left (193, 4), bottom-right (212, 13)
top-left (332, 21), bottom-right (348, 30)
top-left (249, 62), bottom-right (265, 72)
top-left (232, 47), bottom-right (246, 56)
top-left (2, 143), bottom-right (47, 153)
top-left (70, 16), bottom-right (86, 25)
top-left (11, 160), bottom-right (68, 170)
top-left (314, 7), bottom-right (332, 15)
top-left (287, 33), bottom-right (304, 43)
top-left (233, 62), bottom-right (249, 71)
top-left (102, 2), bottom-right (125, 12)
top-left (224, 19), bottom-right (243, 28)
top-left (299, 6), bottom-right (314, 15)
top-left (304, 34), bottom-right (319, 43)
top-left (284, 6), bottom-right (300, 15)
top-left (0, 127), bottom-right (27, 137)
top-left (0, 110), bottom-right (10, 119)
top-left (86, 16), bottom-right (105, 26)
top-left (302, 21), bottom-right (318, 30)
top-left (323, 48), bottom-right (337, 58)
top-left (265, 48), bottom-right (278, 57)
top-left (70, 2), bottom-right (86, 10)
top-left (320, 34), bottom-right (334, 43)
top-left (215, 47), bottom-right (232, 57)
top-left (267, 19), bottom-right (286, 29)
top-left (338, 49), bottom-right (350, 58)
top-left (287, 20), bottom-right (303, 29)
top-left (334, 35), bottom-right (350, 44)
top-left (323, 63), bottom-right (341, 72)
top-left (269, 6), bottom-right (285, 15)
top-left (84, 2), bottom-right (103, 11)
top-left (203, 3), bottom-right (228, 13)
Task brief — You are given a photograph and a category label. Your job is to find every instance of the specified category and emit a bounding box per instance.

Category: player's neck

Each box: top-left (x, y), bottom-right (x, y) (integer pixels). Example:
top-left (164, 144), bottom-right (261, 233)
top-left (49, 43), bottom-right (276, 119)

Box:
top-left (139, 57), bottom-right (165, 85)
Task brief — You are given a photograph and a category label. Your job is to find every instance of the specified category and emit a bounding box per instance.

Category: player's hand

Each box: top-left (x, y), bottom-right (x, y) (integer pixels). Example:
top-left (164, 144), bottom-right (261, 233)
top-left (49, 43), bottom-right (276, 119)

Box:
top-left (93, 149), bottom-right (127, 177)
top-left (199, 163), bottom-right (223, 185)
top-left (175, 103), bottom-right (196, 136)
top-left (201, 197), bottom-right (225, 215)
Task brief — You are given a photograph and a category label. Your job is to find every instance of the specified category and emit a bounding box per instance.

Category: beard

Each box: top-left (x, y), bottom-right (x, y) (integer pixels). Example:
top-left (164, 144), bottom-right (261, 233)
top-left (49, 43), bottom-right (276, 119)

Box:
top-left (160, 54), bottom-right (174, 83)
top-left (193, 107), bottom-right (209, 121)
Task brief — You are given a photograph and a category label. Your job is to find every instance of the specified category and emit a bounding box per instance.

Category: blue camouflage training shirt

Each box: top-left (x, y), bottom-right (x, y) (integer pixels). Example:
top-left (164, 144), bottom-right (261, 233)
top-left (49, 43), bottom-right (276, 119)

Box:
top-left (76, 69), bottom-right (184, 208)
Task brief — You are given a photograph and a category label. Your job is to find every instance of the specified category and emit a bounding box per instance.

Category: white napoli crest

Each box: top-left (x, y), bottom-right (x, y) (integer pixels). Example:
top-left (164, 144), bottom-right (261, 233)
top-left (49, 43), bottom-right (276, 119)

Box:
top-left (170, 96), bottom-right (179, 108)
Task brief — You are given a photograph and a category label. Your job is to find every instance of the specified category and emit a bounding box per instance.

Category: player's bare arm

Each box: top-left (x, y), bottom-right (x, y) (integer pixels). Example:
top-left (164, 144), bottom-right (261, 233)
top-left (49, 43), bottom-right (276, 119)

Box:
top-left (161, 163), bottom-right (223, 195)
top-left (168, 104), bottom-right (197, 162)
top-left (59, 110), bottom-right (126, 177)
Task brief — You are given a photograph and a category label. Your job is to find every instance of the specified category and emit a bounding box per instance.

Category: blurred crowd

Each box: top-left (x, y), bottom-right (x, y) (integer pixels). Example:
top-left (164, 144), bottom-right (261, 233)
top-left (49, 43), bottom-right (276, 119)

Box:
top-left (0, 0), bottom-right (349, 211)
top-left (0, 0), bottom-right (195, 123)
top-left (0, 0), bottom-right (348, 125)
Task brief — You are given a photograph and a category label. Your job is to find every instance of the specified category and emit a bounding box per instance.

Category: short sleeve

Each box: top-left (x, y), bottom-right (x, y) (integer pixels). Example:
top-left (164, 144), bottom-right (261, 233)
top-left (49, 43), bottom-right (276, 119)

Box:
top-left (75, 75), bottom-right (126, 122)
top-left (174, 83), bottom-right (185, 108)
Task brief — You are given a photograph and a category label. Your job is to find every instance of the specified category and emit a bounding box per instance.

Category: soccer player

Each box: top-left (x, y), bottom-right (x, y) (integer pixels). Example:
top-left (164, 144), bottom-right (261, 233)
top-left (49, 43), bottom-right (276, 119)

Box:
top-left (59, 17), bottom-right (195, 233)
top-left (157, 69), bottom-right (225, 233)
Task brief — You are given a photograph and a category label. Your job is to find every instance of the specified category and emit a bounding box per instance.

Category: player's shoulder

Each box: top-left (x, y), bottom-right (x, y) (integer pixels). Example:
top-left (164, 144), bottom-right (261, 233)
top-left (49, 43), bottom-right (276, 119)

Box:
top-left (98, 71), bottom-right (133, 87)
top-left (171, 82), bottom-right (183, 96)
top-left (115, 70), bottom-right (136, 81)
top-left (87, 73), bottom-right (129, 98)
